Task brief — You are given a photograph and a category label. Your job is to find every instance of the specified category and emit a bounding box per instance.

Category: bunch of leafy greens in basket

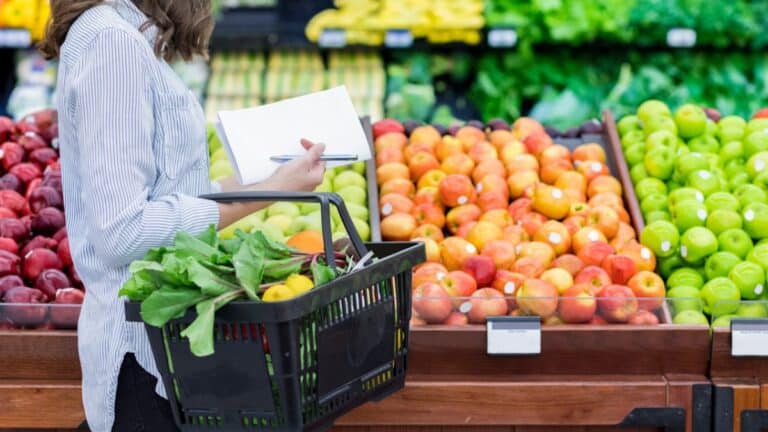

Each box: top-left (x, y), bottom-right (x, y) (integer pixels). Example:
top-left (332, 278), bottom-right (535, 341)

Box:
top-left (119, 226), bottom-right (346, 357)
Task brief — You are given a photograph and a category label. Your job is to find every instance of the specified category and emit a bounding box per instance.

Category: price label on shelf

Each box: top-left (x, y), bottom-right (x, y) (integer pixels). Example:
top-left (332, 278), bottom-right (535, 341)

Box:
top-left (666, 28), bottom-right (697, 48)
top-left (487, 28), bottom-right (518, 48)
top-left (486, 316), bottom-right (540, 355)
top-left (318, 29), bottom-right (347, 48)
top-left (731, 319), bottom-right (768, 357)
top-left (385, 29), bottom-right (413, 48)
top-left (0, 29), bottom-right (31, 48)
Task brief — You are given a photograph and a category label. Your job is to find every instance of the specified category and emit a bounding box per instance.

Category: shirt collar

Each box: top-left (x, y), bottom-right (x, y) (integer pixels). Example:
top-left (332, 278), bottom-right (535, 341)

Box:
top-left (110, 0), bottom-right (159, 46)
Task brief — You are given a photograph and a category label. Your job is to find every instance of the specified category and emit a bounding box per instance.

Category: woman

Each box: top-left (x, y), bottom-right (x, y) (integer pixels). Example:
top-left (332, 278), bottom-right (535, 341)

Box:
top-left (40, 1), bottom-right (325, 430)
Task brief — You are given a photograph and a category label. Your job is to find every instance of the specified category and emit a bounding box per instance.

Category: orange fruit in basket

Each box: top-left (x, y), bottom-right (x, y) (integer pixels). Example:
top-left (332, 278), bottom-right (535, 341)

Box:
top-left (287, 231), bottom-right (324, 253)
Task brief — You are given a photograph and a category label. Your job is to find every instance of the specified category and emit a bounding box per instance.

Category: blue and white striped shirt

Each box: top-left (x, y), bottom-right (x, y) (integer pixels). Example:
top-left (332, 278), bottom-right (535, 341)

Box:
top-left (55, 1), bottom-right (220, 430)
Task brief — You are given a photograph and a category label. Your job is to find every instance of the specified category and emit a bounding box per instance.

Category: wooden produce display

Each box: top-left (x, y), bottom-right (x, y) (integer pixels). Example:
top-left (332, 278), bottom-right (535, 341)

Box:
top-left (337, 114), bottom-right (713, 431)
top-left (710, 317), bottom-right (768, 432)
top-left (0, 330), bottom-right (84, 429)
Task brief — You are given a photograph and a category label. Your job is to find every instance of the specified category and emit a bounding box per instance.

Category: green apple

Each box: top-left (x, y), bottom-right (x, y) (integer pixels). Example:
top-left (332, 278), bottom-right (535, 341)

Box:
top-left (742, 202), bottom-right (768, 239)
top-left (630, 164), bottom-right (649, 183)
top-left (644, 146), bottom-right (676, 180)
top-left (700, 277), bottom-right (741, 316)
top-left (267, 202), bottom-right (301, 218)
top-left (746, 118), bottom-right (768, 135)
top-left (719, 115), bottom-right (747, 130)
top-left (719, 141), bottom-right (744, 163)
top-left (658, 253), bottom-right (686, 279)
top-left (753, 171), bottom-right (768, 192)
top-left (748, 243), bottom-right (768, 272)
top-left (706, 119), bottom-right (718, 137)
top-left (315, 180), bottom-right (333, 193)
top-left (667, 286), bottom-right (704, 313)
top-left (640, 220), bottom-right (680, 258)
top-left (744, 130), bottom-right (768, 157)
top-left (333, 171), bottom-right (366, 191)
top-left (728, 173), bottom-right (750, 191)
top-left (705, 192), bottom-right (740, 213)
top-left (711, 314), bottom-right (737, 328)
top-left (706, 209), bottom-right (742, 236)
top-left (645, 130), bottom-right (678, 151)
top-left (674, 152), bottom-right (709, 182)
top-left (705, 251), bottom-right (742, 280)
top-left (635, 178), bottom-right (668, 201)
top-left (718, 126), bottom-right (746, 145)
top-left (645, 210), bottom-right (671, 223)
top-left (300, 202), bottom-right (321, 215)
top-left (718, 228), bottom-right (753, 259)
top-left (645, 115), bottom-right (678, 135)
top-left (723, 159), bottom-right (746, 179)
top-left (746, 151), bottom-right (768, 180)
top-left (735, 184), bottom-right (768, 208)
top-left (736, 303), bottom-right (768, 318)
top-left (672, 199), bottom-right (708, 232)
top-left (729, 261), bottom-right (765, 300)
top-left (346, 203), bottom-right (370, 221)
top-left (352, 217), bottom-right (371, 241)
top-left (303, 211), bottom-right (332, 233)
top-left (638, 99), bottom-right (672, 123)
top-left (624, 143), bottom-right (646, 167)
top-left (667, 267), bottom-right (704, 290)
top-left (336, 185), bottom-right (367, 206)
top-left (618, 115), bottom-right (643, 136)
top-left (622, 130), bottom-right (646, 150)
top-left (669, 187), bottom-right (704, 208)
top-left (264, 214), bottom-right (294, 235)
top-left (287, 217), bottom-right (308, 235)
top-left (688, 135), bottom-right (720, 154)
top-left (686, 169), bottom-right (720, 196)
top-left (210, 159), bottom-right (234, 181)
top-left (673, 310), bottom-right (710, 325)
top-left (351, 161), bottom-right (366, 175)
top-left (680, 226), bottom-right (718, 263)
top-left (641, 193), bottom-right (669, 214)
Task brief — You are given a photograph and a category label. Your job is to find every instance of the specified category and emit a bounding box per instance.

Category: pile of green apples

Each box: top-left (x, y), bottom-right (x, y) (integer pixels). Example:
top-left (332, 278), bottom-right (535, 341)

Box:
top-left (618, 101), bottom-right (768, 327)
top-left (207, 125), bottom-right (372, 242)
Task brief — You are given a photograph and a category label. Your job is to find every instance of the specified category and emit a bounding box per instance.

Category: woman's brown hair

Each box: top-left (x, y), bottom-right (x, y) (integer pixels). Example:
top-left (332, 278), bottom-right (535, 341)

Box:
top-left (39, 0), bottom-right (214, 62)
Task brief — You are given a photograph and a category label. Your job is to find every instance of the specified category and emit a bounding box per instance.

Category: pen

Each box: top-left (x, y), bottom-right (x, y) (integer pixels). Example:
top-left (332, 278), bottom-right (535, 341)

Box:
top-left (270, 154), bottom-right (359, 163)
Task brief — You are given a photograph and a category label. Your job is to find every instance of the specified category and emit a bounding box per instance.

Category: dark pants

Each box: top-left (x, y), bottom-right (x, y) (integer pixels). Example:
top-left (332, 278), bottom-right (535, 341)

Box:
top-left (110, 353), bottom-right (179, 432)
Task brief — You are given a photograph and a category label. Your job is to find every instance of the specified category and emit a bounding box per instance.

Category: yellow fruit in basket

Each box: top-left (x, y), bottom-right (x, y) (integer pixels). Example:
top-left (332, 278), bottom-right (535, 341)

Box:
top-left (286, 274), bottom-right (314, 296)
top-left (262, 285), bottom-right (296, 302)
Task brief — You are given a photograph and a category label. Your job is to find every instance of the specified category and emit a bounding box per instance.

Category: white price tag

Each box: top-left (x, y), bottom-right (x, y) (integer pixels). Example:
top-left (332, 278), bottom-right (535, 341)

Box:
top-left (486, 316), bottom-right (541, 355)
top-left (384, 29), bottom-right (413, 48)
top-left (487, 28), bottom-right (518, 48)
top-left (318, 29), bottom-right (347, 48)
top-left (666, 28), bottom-right (696, 48)
top-left (731, 319), bottom-right (768, 357)
top-left (0, 29), bottom-right (31, 48)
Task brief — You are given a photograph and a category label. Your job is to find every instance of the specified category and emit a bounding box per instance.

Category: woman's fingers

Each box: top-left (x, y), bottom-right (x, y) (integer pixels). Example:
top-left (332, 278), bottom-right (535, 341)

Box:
top-left (300, 138), bottom-right (315, 150)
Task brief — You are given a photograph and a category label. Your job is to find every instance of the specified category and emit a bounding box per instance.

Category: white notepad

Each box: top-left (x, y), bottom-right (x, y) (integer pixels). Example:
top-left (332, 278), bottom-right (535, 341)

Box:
top-left (215, 86), bottom-right (371, 185)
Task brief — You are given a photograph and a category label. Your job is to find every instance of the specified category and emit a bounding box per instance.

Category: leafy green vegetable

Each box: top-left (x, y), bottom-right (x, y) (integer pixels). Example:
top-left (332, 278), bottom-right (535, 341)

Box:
top-left (311, 260), bottom-right (336, 287)
top-left (187, 259), bottom-right (240, 297)
top-left (140, 287), bottom-right (208, 327)
top-left (233, 237), bottom-right (265, 300)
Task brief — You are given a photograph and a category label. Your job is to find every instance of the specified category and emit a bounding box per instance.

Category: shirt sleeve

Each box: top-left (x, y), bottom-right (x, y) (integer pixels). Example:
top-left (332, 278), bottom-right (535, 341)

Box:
top-left (73, 29), bottom-right (220, 268)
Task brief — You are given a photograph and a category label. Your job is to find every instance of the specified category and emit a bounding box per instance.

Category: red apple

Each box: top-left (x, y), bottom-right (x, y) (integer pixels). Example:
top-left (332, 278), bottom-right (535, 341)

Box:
top-left (551, 254), bottom-right (585, 276)
top-left (440, 270), bottom-right (478, 299)
top-left (626, 270), bottom-right (665, 311)
top-left (574, 265), bottom-right (611, 295)
top-left (516, 278), bottom-right (558, 318)
top-left (413, 283), bottom-right (453, 324)
top-left (577, 241), bottom-right (615, 267)
top-left (558, 284), bottom-right (597, 323)
top-left (601, 254), bottom-right (638, 285)
top-left (443, 311), bottom-right (469, 326)
top-left (467, 288), bottom-right (509, 324)
top-left (597, 284), bottom-right (639, 323)
top-left (627, 309), bottom-right (660, 325)
top-left (462, 255), bottom-right (497, 287)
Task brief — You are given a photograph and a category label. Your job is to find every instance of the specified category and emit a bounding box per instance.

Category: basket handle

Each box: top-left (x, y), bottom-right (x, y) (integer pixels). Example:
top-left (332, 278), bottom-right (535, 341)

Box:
top-left (200, 191), bottom-right (369, 271)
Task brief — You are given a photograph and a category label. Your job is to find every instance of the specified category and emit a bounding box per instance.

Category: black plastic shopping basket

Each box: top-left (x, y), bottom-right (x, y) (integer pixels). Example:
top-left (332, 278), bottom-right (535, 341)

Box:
top-left (126, 192), bottom-right (425, 431)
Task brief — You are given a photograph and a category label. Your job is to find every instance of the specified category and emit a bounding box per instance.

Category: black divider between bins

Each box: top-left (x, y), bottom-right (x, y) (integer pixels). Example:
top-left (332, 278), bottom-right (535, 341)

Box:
top-left (126, 191), bottom-right (425, 431)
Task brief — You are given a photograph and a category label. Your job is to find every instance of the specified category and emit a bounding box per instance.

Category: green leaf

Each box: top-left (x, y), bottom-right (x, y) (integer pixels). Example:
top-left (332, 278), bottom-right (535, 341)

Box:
top-left (220, 237), bottom-right (244, 255)
top-left (233, 239), bottom-right (265, 300)
top-left (187, 259), bottom-right (241, 297)
top-left (140, 287), bottom-right (207, 327)
top-left (196, 225), bottom-right (219, 248)
top-left (181, 297), bottom-right (216, 357)
top-left (311, 261), bottom-right (336, 287)
top-left (250, 231), bottom-right (296, 260)
top-left (263, 257), bottom-right (303, 282)
top-left (174, 230), bottom-right (221, 262)
top-left (119, 271), bottom-right (158, 301)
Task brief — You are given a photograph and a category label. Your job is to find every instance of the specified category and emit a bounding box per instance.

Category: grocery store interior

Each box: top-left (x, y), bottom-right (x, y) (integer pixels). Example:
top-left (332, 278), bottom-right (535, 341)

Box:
top-left (2, 0), bottom-right (768, 431)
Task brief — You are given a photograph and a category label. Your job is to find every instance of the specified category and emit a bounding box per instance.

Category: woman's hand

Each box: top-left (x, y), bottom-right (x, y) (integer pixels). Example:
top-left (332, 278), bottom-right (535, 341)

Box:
top-left (263, 139), bottom-right (326, 192)
top-left (215, 139), bottom-right (326, 228)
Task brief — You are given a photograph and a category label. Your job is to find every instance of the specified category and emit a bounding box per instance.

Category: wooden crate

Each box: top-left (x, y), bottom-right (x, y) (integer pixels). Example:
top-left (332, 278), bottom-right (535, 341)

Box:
top-left (0, 331), bottom-right (85, 429)
top-left (711, 328), bottom-right (768, 432)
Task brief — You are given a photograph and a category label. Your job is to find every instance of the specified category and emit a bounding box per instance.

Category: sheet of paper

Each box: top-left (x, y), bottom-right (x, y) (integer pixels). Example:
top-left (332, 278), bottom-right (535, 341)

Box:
top-left (216, 86), bottom-right (371, 185)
